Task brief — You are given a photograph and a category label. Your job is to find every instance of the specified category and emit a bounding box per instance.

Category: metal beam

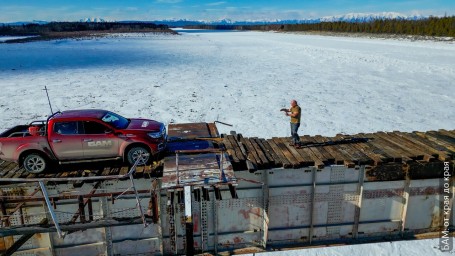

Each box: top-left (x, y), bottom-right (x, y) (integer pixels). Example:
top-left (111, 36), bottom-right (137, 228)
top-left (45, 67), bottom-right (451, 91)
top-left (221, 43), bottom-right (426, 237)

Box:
top-left (309, 167), bottom-right (317, 244)
top-left (1, 218), bottom-right (47, 256)
top-left (400, 176), bottom-right (411, 236)
top-left (184, 186), bottom-right (194, 256)
top-left (353, 166), bottom-right (365, 239)
top-left (39, 181), bottom-right (65, 238)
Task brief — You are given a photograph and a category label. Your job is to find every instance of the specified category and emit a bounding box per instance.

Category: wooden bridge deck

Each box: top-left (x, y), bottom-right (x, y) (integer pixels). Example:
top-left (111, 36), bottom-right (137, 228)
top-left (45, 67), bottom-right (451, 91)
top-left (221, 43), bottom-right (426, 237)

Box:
top-left (222, 129), bottom-right (455, 172)
top-left (0, 125), bottom-right (453, 183)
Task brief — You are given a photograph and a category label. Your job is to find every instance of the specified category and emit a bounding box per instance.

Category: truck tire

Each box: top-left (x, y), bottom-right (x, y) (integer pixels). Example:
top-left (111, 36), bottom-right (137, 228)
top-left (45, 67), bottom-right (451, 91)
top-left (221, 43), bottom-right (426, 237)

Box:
top-left (127, 146), bottom-right (150, 166)
top-left (23, 153), bottom-right (48, 174)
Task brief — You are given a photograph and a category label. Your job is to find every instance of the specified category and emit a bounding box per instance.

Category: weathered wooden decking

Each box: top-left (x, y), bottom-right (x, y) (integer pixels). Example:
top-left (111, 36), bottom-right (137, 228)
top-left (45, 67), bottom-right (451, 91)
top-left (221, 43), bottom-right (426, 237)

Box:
top-left (0, 126), bottom-right (453, 182)
top-left (222, 129), bottom-right (455, 172)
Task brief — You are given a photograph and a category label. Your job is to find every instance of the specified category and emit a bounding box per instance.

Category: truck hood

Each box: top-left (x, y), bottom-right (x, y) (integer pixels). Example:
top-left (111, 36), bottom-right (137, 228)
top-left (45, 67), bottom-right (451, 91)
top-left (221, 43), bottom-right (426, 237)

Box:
top-left (126, 119), bottom-right (163, 131)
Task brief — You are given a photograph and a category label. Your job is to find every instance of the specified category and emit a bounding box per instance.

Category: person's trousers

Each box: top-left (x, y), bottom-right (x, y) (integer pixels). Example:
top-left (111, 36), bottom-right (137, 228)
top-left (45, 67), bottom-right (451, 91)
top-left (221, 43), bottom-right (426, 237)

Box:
top-left (290, 122), bottom-right (300, 144)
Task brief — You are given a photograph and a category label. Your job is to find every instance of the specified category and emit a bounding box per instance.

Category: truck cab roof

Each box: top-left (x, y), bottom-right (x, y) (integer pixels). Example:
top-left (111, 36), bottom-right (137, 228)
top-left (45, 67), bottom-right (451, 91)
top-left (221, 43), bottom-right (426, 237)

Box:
top-left (55, 109), bottom-right (109, 119)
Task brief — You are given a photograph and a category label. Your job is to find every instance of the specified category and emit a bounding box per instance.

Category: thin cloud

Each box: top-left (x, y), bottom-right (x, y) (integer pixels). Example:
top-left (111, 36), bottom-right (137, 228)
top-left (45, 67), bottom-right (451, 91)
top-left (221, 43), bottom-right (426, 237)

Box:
top-left (155, 0), bottom-right (182, 3)
top-left (206, 1), bottom-right (226, 6)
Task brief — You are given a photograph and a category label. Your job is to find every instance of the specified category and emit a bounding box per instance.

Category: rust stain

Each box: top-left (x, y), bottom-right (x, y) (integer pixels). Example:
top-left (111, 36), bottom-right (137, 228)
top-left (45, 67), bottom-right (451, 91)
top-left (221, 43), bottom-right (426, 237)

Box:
top-left (239, 209), bottom-right (249, 219)
top-left (238, 207), bottom-right (262, 219)
top-left (193, 214), bottom-right (199, 233)
top-left (233, 237), bottom-right (244, 244)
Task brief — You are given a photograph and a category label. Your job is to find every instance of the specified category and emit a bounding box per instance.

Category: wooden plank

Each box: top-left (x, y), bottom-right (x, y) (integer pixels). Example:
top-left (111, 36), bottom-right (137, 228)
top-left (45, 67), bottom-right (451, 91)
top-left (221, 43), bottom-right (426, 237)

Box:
top-left (386, 132), bottom-right (435, 162)
top-left (229, 134), bottom-right (247, 162)
top-left (207, 123), bottom-right (220, 138)
top-left (301, 135), bottom-right (335, 164)
top-left (225, 135), bottom-right (241, 161)
top-left (273, 138), bottom-right (300, 168)
top-left (222, 136), bottom-right (240, 163)
top-left (12, 169), bottom-right (25, 179)
top-left (266, 139), bottom-right (292, 168)
top-left (397, 132), bottom-right (453, 161)
top-left (328, 135), bottom-right (362, 166)
top-left (344, 137), bottom-right (387, 165)
top-left (119, 166), bottom-right (130, 176)
top-left (423, 131), bottom-right (455, 151)
top-left (249, 138), bottom-right (270, 169)
top-left (409, 132), bottom-right (454, 153)
top-left (0, 162), bottom-right (17, 177)
top-left (279, 138), bottom-right (305, 167)
top-left (296, 136), bottom-right (326, 167)
top-left (291, 142), bottom-right (315, 167)
top-left (362, 133), bottom-right (408, 162)
top-left (292, 138), bottom-right (324, 168)
top-left (313, 135), bottom-right (345, 165)
top-left (101, 167), bottom-right (111, 176)
top-left (254, 138), bottom-right (277, 167)
top-left (315, 136), bottom-right (356, 167)
top-left (135, 166), bottom-right (144, 177)
top-left (438, 129), bottom-right (455, 139)
top-left (414, 131), bottom-right (455, 153)
top-left (260, 138), bottom-right (282, 166)
top-left (375, 132), bottom-right (427, 160)
top-left (334, 134), bottom-right (375, 165)
top-left (239, 135), bottom-right (260, 168)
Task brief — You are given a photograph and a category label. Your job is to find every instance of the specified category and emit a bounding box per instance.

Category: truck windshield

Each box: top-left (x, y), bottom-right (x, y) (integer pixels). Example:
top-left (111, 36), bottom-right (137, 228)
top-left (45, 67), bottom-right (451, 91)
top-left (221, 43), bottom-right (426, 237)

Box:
top-left (101, 112), bottom-right (130, 129)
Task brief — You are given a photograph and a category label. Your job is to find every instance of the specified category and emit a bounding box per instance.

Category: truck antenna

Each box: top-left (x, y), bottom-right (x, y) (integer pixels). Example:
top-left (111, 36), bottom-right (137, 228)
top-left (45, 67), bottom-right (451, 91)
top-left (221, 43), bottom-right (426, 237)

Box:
top-left (43, 86), bottom-right (54, 114)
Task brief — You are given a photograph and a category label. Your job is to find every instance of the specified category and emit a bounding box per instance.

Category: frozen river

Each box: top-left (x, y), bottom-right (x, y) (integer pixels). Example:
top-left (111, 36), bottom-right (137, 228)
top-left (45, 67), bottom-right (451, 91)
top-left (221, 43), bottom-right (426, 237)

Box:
top-left (0, 31), bottom-right (454, 138)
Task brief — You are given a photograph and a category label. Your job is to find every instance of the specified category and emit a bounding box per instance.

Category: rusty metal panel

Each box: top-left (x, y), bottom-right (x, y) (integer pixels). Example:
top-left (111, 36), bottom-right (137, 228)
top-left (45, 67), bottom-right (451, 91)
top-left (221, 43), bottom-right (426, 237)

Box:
top-left (358, 221), bottom-right (400, 234)
top-left (405, 179), bottom-right (442, 230)
top-left (113, 238), bottom-right (161, 255)
top-left (267, 228), bottom-right (310, 244)
top-left (216, 232), bottom-right (262, 250)
top-left (216, 198), bottom-right (263, 233)
top-left (111, 224), bottom-right (160, 243)
top-left (266, 168), bottom-right (314, 187)
top-left (162, 153), bottom-right (236, 189)
top-left (167, 123), bottom-right (215, 140)
top-left (51, 228), bottom-right (105, 247)
top-left (54, 243), bottom-right (106, 256)
top-left (12, 247), bottom-right (53, 256)
top-left (360, 181), bottom-right (405, 223)
top-left (268, 187), bottom-right (312, 229)
top-left (233, 170), bottom-right (262, 190)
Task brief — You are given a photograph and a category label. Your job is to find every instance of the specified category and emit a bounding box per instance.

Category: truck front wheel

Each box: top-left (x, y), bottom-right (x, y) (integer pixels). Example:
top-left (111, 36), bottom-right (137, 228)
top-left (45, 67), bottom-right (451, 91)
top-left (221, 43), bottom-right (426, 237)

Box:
top-left (23, 153), bottom-right (48, 174)
top-left (126, 146), bottom-right (151, 166)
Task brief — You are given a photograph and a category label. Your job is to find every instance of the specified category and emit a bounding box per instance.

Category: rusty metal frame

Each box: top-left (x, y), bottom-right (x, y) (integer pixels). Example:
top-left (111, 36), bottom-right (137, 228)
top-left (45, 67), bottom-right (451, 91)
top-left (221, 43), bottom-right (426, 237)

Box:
top-left (309, 167), bottom-right (317, 244)
top-left (1, 155), bottom-right (147, 240)
top-left (39, 181), bottom-right (65, 238)
top-left (353, 166), bottom-right (366, 239)
top-left (400, 177), bottom-right (411, 235)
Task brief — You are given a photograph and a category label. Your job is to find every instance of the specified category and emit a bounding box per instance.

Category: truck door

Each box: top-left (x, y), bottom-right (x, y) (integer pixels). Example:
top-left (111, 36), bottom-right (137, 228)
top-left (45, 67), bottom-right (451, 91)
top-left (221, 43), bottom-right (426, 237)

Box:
top-left (50, 121), bottom-right (84, 160)
top-left (80, 121), bottom-right (122, 159)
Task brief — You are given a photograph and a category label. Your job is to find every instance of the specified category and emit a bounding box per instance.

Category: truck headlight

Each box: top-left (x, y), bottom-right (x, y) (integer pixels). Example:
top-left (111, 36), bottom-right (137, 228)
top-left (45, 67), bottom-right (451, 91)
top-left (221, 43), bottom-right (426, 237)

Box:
top-left (148, 131), bottom-right (162, 139)
top-left (148, 125), bottom-right (166, 139)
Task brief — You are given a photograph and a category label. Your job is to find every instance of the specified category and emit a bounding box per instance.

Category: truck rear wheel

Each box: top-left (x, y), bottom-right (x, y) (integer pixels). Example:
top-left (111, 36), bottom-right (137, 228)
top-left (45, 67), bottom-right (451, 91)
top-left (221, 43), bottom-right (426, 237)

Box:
top-left (127, 146), bottom-right (151, 166)
top-left (23, 153), bottom-right (48, 174)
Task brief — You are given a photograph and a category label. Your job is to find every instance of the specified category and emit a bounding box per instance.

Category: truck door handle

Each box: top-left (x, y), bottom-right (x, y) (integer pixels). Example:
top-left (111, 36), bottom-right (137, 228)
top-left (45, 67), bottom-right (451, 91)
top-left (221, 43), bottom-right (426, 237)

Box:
top-left (52, 139), bottom-right (62, 143)
top-left (83, 139), bottom-right (93, 142)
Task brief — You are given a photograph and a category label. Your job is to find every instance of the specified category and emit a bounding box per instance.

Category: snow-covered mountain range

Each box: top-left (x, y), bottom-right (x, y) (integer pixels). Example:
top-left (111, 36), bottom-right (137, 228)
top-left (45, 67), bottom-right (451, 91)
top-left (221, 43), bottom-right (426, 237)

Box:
top-left (1, 12), bottom-right (428, 26)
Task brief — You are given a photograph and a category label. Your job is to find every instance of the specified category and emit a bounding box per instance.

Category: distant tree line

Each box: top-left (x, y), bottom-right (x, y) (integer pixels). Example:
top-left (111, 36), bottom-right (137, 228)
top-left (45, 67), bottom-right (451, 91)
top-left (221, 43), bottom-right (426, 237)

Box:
top-left (0, 22), bottom-right (170, 36)
top-left (185, 16), bottom-right (455, 37)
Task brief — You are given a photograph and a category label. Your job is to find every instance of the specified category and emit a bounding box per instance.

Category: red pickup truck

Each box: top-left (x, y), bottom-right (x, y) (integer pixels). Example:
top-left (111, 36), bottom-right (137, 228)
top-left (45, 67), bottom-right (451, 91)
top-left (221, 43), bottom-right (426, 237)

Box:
top-left (0, 109), bottom-right (167, 174)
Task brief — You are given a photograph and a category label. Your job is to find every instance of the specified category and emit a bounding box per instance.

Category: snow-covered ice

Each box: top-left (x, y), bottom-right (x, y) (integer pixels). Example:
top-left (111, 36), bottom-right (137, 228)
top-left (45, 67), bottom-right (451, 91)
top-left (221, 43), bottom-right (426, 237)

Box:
top-left (247, 238), bottom-right (451, 255)
top-left (0, 31), bottom-right (454, 255)
top-left (0, 31), bottom-right (454, 137)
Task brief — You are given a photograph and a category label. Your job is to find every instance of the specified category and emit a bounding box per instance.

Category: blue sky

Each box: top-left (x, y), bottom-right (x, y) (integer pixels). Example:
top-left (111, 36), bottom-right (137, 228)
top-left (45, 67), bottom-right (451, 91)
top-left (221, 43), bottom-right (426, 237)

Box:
top-left (1, 0), bottom-right (454, 22)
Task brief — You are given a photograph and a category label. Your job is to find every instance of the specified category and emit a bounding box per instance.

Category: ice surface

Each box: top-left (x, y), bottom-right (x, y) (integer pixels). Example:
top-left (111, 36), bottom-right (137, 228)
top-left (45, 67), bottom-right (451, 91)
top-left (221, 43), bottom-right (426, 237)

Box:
top-left (0, 31), bottom-right (454, 137)
top-left (0, 31), bottom-right (453, 255)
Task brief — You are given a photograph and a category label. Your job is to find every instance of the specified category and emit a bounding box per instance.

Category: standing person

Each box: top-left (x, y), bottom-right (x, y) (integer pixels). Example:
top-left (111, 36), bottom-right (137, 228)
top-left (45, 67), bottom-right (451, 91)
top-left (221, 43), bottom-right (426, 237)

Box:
top-left (282, 100), bottom-right (301, 147)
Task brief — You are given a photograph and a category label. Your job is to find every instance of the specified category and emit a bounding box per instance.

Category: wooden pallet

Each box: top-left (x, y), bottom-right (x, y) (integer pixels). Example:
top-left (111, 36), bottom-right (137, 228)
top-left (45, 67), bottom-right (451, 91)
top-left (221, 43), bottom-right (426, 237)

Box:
top-left (222, 129), bottom-right (455, 171)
